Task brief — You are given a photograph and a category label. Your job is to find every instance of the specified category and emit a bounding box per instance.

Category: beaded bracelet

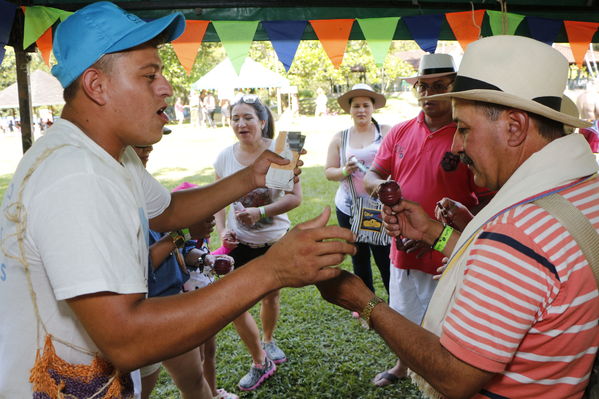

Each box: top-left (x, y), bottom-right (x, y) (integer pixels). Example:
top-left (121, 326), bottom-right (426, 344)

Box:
top-left (259, 206), bottom-right (267, 219)
top-left (432, 224), bottom-right (454, 252)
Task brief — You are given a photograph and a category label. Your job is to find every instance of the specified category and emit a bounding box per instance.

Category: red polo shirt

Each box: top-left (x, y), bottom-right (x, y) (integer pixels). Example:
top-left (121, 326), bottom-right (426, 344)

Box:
top-left (372, 111), bottom-right (492, 274)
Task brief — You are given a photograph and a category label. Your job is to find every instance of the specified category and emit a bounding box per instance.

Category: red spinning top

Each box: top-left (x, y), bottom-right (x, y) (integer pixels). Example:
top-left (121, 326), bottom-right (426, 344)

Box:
top-left (377, 181), bottom-right (405, 250)
top-left (378, 181), bottom-right (402, 206)
top-left (213, 257), bottom-right (233, 275)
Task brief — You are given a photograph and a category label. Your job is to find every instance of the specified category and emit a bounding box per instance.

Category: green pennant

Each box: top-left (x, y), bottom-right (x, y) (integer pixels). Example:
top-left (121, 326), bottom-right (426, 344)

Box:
top-left (357, 17), bottom-right (400, 67)
top-left (58, 9), bottom-right (73, 22)
top-left (212, 20), bottom-right (260, 74)
top-left (487, 10), bottom-right (525, 36)
top-left (23, 6), bottom-right (71, 49)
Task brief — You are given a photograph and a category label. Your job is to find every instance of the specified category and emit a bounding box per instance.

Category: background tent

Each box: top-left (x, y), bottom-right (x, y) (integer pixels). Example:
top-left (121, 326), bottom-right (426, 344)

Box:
top-left (192, 58), bottom-right (290, 90)
top-left (192, 58), bottom-right (291, 114)
top-left (0, 69), bottom-right (63, 109)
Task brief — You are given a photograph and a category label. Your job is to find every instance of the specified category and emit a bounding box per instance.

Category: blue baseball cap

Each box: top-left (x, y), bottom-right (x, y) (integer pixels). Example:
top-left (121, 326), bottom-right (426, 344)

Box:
top-left (51, 1), bottom-right (186, 88)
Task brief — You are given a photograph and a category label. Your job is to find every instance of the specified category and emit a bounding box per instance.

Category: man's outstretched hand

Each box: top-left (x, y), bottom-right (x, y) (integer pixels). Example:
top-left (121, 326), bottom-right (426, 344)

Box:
top-left (263, 206), bottom-right (356, 288)
top-left (316, 270), bottom-right (373, 313)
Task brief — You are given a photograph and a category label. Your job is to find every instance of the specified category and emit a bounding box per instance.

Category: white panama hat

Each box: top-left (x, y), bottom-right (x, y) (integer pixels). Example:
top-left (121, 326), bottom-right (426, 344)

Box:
top-left (426, 35), bottom-right (590, 129)
top-left (403, 53), bottom-right (457, 85)
top-left (337, 83), bottom-right (386, 113)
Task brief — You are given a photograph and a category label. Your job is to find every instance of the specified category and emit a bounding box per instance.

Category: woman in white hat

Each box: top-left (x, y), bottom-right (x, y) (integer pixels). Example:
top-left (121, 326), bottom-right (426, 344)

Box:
top-left (325, 84), bottom-right (391, 295)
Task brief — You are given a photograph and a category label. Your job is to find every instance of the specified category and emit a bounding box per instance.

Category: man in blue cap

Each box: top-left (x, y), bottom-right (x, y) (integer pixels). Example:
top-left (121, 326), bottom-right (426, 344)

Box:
top-left (0, 2), bottom-right (355, 397)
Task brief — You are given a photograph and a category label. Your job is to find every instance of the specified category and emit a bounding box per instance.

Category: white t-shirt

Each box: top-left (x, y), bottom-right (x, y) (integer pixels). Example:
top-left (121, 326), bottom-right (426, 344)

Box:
top-left (214, 143), bottom-right (290, 244)
top-left (0, 119), bottom-right (170, 397)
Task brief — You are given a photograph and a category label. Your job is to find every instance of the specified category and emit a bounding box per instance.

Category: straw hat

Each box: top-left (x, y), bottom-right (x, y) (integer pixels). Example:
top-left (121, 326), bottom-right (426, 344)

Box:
top-left (337, 84), bottom-right (386, 113)
top-left (426, 35), bottom-right (590, 128)
top-left (560, 95), bottom-right (579, 134)
top-left (403, 53), bottom-right (457, 85)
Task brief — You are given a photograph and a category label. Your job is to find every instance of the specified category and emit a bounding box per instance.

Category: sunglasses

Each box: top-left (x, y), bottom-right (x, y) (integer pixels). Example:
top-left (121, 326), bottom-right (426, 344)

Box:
top-left (237, 94), bottom-right (260, 104)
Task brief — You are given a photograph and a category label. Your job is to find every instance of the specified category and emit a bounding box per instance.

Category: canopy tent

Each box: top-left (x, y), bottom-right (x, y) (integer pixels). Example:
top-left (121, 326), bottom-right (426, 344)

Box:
top-left (0, 69), bottom-right (63, 109)
top-left (192, 58), bottom-right (290, 91)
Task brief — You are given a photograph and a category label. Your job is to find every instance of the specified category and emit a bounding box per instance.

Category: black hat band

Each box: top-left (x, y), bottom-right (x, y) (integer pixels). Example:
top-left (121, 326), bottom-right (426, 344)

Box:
top-left (421, 67), bottom-right (456, 75)
top-left (452, 75), bottom-right (562, 111)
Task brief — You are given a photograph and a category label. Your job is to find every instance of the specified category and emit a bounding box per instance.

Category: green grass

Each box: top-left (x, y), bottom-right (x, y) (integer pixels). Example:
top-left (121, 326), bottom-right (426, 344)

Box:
top-left (149, 166), bottom-right (423, 399)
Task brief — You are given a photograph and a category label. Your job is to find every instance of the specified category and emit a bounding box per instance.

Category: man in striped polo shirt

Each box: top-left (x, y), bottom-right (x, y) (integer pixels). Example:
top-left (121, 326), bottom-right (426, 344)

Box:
top-left (317, 35), bottom-right (599, 399)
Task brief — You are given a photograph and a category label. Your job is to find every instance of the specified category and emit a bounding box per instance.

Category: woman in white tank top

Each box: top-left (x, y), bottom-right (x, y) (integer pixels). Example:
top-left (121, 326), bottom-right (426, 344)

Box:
top-left (324, 84), bottom-right (392, 295)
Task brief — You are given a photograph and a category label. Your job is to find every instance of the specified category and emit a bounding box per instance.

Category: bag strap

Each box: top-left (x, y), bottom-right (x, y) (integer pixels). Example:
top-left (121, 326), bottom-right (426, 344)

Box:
top-left (340, 128), bottom-right (359, 202)
top-left (534, 193), bottom-right (599, 288)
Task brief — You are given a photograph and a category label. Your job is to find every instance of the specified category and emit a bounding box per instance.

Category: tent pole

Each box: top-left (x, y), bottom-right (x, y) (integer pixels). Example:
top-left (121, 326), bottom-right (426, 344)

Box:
top-left (15, 47), bottom-right (34, 153)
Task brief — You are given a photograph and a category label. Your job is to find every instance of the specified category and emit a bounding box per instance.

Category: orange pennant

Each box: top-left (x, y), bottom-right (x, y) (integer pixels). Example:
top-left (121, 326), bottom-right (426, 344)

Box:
top-left (445, 10), bottom-right (485, 52)
top-left (564, 20), bottom-right (599, 68)
top-left (36, 27), bottom-right (52, 66)
top-left (172, 20), bottom-right (210, 74)
top-left (309, 19), bottom-right (354, 68)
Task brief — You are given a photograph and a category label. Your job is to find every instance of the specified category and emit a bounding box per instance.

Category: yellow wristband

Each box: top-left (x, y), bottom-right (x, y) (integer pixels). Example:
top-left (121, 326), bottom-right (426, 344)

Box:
top-left (259, 206), bottom-right (266, 219)
top-left (359, 296), bottom-right (384, 329)
top-left (433, 224), bottom-right (454, 252)
top-left (341, 166), bottom-right (350, 177)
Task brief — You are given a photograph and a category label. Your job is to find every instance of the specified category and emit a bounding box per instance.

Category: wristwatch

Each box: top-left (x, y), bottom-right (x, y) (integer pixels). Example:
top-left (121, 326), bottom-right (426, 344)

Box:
top-left (169, 230), bottom-right (185, 248)
top-left (360, 296), bottom-right (384, 329)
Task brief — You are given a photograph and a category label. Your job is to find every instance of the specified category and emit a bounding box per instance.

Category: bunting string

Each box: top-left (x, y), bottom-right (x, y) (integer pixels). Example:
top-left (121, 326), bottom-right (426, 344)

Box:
top-left (1, 2), bottom-right (599, 74)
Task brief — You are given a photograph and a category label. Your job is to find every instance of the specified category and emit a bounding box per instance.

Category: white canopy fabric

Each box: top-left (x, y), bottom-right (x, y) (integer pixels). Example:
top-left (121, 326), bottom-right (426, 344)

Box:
top-left (192, 58), bottom-right (290, 91)
top-left (0, 70), bottom-right (65, 109)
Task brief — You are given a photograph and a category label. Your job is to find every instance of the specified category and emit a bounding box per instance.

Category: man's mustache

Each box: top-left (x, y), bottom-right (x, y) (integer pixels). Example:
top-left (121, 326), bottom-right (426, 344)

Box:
top-left (460, 152), bottom-right (474, 166)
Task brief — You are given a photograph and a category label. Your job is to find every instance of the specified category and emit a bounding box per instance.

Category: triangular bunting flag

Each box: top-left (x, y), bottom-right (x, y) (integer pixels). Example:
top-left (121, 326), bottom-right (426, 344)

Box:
top-left (212, 20), bottom-right (259, 74)
top-left (24, 6), bottom-right (70, 49)
top-left (0, 0), bottom-right (17, 44)
top-left (564, 20), bottom-right (599, 67)
top-left (172, 20), bottom-right (210, 74)
top-left (446, 10), bottom-right (485, 51)
top-left (402, 14), bottom-right (443, 54)
top-left (36, 27), bottom-right (52, 66)
top-left (526, 16), bottom-right (562, 46)
top-left (487, 10), bottom-right (525, 36)
top-left (58, 9), bottom-right (72, 22)
top-left (262, 20), bottom-right (306, 71)
top-left (309, 19), bottom-right (354, 68)
top-left (357, 17), bottom-right (399, 67)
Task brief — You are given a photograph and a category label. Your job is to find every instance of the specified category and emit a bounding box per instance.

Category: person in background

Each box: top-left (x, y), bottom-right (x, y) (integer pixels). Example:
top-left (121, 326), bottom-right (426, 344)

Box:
top-left (214, 94), bottom-right (302, 391)
top-left (0, 3), bottom-right (356, 397)
top-left (190, 90), bottom-right (201, 128)
top-left (133, 145), bottom-right (238, 399)
top-left (363, 53), bottom-right (493, 387)
top-left (325, 83), bottom-right (391, 295)
top-left (315, 87), bottom-right (328, 117)
top-left (318, 35), bottom-right (599, 399)
top-left (576, 79), bottom-right (599, 122)
top-left (175, 98), bottom-right (185, 125)
top-left (204, 91), bottom-right (217, 128)
top-left (220, 98), bottom-right (231, 128)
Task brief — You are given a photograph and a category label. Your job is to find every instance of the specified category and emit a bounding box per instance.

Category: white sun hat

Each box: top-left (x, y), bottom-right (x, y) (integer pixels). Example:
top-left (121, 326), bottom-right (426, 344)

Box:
top-left (403, 53), bottom-right (457, 85)
top-left (426, 35), bottom-right (590, 128)
top-left (337, 83), bottom-right (386, 113)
